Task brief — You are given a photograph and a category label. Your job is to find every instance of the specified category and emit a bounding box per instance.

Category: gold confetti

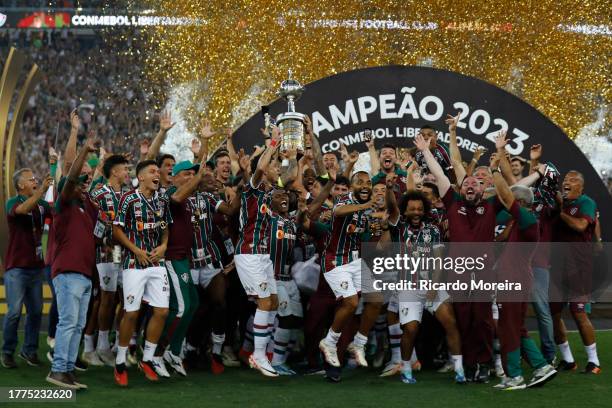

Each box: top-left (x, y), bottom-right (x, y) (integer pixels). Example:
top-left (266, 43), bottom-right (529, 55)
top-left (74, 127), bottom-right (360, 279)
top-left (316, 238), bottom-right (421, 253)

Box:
top-left (112, 1), bottom-right (611, 145)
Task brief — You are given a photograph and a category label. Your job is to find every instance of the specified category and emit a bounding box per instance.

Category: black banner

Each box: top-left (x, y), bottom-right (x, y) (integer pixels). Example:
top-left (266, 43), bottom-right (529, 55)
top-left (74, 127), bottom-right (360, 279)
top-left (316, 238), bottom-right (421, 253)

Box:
top-left (232, 65), bottom-right (612, 237)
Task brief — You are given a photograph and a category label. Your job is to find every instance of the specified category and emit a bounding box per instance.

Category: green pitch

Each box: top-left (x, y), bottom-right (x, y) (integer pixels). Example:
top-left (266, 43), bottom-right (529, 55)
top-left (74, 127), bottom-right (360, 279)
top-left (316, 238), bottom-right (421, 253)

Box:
top-left (0, 331), bottom-right (609, 408)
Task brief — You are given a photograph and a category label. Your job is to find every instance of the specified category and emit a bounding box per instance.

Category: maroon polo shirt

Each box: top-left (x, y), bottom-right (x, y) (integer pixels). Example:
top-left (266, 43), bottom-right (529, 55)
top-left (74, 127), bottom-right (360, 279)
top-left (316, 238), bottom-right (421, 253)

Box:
top-left (165, 185), bottom-right (193, 260)
top-left (4, 195), bottom-right (50, 271)
top-left (51, 194), bottom-right (96, 279)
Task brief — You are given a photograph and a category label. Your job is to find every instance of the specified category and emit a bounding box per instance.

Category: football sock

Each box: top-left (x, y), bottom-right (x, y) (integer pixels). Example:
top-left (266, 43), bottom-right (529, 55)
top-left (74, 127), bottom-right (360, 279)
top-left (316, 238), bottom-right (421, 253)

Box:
top-left (559, 341), bottom-right (575, 363)
top-left (83, 334), bottom-right (95, 353)
top-left (388, 323), bottom-right (402, 363)
top-left (451, 354), bottom-right (464, 374)
top-left (324, 329), bottom-right (341, 347)
top-left (585, 343), bottom-right (599, 366)
top-left (353, 332), bottom-right (368, 347)
top-left (97, 330), bottom-right (110, 350)
top-left (211, 332), bottom-right (225, 355)
top-left (271, 327), bottom-right (291, 365)
top-left (115, 345), bottom-right (128, 365)
top-left (143, 340), bottom-right (157, 362)
top-left (253, 309), bottom-right (270, 359)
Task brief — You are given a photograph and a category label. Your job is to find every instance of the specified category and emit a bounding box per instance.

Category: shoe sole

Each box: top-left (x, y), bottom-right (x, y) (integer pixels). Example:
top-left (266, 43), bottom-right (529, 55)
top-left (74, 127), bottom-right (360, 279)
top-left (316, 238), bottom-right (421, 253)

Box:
top-left (379, 366), bottom-right (401, 377)
top-left (163, 355), bottom-right (187, 376)
top-left (503, 384), bottom-right (527, 390)
top-left (582, 367), bottom-right (601, 374)
top-left (46, 376), bottom-right (80, 390)
top-left (527, 370), bottom-right (557, 388)
top-left (18, 354), bottom-right (39, 367)
top-left (248, 356), bottom-right (279, 377)
top-left (318, 342), bottom-right (340, 368)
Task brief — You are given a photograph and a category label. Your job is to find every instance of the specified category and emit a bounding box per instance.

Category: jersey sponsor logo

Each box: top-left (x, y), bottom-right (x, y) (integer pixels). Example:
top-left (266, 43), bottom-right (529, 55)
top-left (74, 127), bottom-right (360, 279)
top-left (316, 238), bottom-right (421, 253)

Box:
top-left (136, 221), bottom-right (144, 231)
top-left (476, 206), bottom-right (485, 215)
top-left (276, 229), bottom-right (285, 240)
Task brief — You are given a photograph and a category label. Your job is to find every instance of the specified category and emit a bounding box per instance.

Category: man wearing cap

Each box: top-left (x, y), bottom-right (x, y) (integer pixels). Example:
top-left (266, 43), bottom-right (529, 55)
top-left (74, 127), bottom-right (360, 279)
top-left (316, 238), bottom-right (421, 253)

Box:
top-left (159, 129), bottom-right (212, 377)
top-left (46, 138), bottom-right (98, 389)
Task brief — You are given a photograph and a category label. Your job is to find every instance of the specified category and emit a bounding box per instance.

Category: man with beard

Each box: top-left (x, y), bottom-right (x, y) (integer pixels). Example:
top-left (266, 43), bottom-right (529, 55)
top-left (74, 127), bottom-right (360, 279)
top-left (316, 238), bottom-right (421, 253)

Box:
top-left (112, 160), bottom-right (172, 386)
top-left (214, 151), bottom-right (233, 187)
top-left (318, 171), bottom-right (374, 369)
top-left (384, 188), bottom-right (465, 384)
top-left (370, 143), bottom-right (408, 198)
top-left (89, 155), bottom-right (130, 367)
top-left (549, 170), bottom-right (601, 374)
top-left (414, 132), bottom-right (500, 383)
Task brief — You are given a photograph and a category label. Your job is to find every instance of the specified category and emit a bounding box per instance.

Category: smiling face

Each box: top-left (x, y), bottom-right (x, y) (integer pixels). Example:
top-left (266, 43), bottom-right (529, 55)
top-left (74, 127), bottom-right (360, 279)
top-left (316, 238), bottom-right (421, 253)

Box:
top-left (271, 190), bottom-right (289, 215)
top-left (510, 160), bottom-right (524, 177)
top-left (405, 199), bottom-right (425, 226)
top-left (138, 164), bottom-right (161, 192)
top-left (473, 167), bottom-right (493, 188)
top-left (379, 147), bottom-right (397, 171)
top-left (215, 155), bottom-right (231, 181)
top-left (460, 176), bottom-right (484, 205)
top-left (160, 158), bottom-right (175, 186)
top-left (372, 183), bottom-right (386, 209)
top-left (332, 183), bottom-right (349, 198)
top-left (323, 153), bottom-right (339, 171)
top-left (562, 171), bottom-right (584, 200)
top-left (17, 170), bottom-right (38, 196)
top-left (112, 163), bottom-right (130, 186)
top-left (351, 172), bottom-right (372, 203)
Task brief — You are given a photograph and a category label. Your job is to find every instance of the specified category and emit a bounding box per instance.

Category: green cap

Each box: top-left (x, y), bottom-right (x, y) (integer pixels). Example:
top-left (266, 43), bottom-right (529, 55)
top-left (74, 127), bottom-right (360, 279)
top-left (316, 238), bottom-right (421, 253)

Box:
top-left (172, 160), bottom-right (200, 176)
top-left (57, 175), bottom-right (89, 193)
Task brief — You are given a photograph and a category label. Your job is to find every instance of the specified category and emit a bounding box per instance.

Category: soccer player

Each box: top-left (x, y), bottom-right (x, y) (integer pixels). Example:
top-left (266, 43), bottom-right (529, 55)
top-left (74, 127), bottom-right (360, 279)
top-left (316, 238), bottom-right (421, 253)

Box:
top-left (268, 189), bottom-right (302, 375)
top-left (369, 142), bottom-right (408, 197)
top-left (2, 169), bottom-right (52, 368)
top-left (112, 160), bottom-right (172, 386)
top-left (550, 170), bottom-right (601, 374)
top-left (189, 171), bottom-right (240, 373)
top-left (489, 134), bottom-right (557, 390)
top-left (89, 154), bottom-right (130, 366)
top-left (385, 187), bottom-right (465, 384)
top-left (318, 171), bottom-right (373, 368)
top-left (414, 132), bottom-right (499, 383)
top-left (46, 138), bottom-right (98, 389)
top-left (233, 129), bottom-right (283, 377)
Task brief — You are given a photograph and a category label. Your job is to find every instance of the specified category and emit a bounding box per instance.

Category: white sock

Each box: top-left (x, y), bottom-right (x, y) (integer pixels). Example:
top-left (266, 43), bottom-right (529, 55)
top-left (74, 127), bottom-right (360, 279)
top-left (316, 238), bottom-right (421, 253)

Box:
top-left (324, 329), bottom-right (341, 347)
top-left (352, 332), bottom-right (368, 347)
top-left (129, 333), bottom-right (137, 346)
top-left (401, 360), bottom-right (412, 375)
top-left (451, 354), bottom-right (464, 374)
top-left (388, 323), bottom-right (402, 363)
top-left (253, 309), bottom-right (270, 359)
top-left (97, 330), bottom-right (110, 351)
top-left (410, 348), bottom-right (418, 364)
top-left (271, 327), bottom-right (291, 365)
top-left (143, 340), bottom-right (157, 362)
top-left (84, 334), bottom-right (95, 353)
top-left (585, 343), bottom-right (599, 366)
top-left (211, 333), bottom-right (225, 355)
top-left (115, 345), bottom-right (128, 365)
top-left (559, 341), bottom-right (575, 363)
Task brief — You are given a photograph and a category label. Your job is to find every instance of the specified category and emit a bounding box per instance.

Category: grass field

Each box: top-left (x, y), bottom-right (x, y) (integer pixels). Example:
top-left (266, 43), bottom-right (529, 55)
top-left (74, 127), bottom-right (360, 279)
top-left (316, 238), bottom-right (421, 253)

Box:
top-left (0, 331), bottom-right (610, 408)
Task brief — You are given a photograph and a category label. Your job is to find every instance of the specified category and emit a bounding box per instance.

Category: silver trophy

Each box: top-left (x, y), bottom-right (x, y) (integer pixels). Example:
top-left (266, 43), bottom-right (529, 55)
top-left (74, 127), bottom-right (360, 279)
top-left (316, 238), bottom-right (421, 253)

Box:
top-left (276, 70), bottom-right (306, 152)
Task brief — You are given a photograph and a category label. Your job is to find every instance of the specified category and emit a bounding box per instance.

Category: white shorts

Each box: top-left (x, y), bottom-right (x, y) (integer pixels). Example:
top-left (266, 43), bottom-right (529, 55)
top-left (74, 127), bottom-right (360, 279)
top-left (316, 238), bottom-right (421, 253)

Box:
top-left (97, 262), bottom-right (120, 292)
top-left (191, 264), bottom-right (222, 289)
top-left (235, 254), bottom-right (277, 298)
top-left (398, 301), bottom-right (424, 325)
top-left (122, 266), bottom-right (170, 312)
top-left (424, 290), bottom-right (450, 314)
top-left (324, 258), bottom-right (362, 299)
top-left (276, 279), bottom-right (303, 317)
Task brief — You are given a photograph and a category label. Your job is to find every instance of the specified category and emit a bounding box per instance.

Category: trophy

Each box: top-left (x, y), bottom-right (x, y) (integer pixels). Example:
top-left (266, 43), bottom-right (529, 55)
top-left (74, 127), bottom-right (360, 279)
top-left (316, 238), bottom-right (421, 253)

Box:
top-left (276, 69), bottom-right (306, 152)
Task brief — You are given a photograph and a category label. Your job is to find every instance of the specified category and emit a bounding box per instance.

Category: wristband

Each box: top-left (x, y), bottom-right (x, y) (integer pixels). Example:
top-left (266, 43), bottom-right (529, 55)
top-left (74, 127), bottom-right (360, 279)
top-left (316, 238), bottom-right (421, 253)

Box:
top-left (491, 168), bottom-right (500, 174)
top-left (270, 139), bottom-right (279, 148)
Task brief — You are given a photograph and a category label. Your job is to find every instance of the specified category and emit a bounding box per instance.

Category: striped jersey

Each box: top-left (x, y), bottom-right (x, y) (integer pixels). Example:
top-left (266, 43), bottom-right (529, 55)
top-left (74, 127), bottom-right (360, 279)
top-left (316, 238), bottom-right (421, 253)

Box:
top-left (389, 218), bottom-right (443, 281)
top-left (269, 214), bottom-right (297, 279)
top-left (189, 191), bottom-right (224, 268)
top-left (323, 192), bottom-right (369, 272)
top-left (236, 177), bottom-right (272, 255)
top-left (91, 184), bottom-right (122, 263)
top-left (114, 189), bottom-right (172, 270)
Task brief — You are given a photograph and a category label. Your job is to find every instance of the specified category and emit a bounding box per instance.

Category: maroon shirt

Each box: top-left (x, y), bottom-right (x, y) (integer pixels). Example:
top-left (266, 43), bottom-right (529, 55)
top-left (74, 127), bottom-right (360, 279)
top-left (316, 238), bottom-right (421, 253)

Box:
top-left (51, 194), bottom-right (96, 279)
top-left (4, 195), bottom-right (50, 271)
top-left (165, 185), bottom-right (193, 260)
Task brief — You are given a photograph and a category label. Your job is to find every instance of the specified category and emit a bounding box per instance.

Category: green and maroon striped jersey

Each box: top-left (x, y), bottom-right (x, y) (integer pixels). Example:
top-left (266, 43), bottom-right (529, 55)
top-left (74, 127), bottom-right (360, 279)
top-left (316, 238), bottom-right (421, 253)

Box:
top-left (323, 193), bottom-right (369, 272)
top-left (236, 177), bottom-right (272, 255)
top-left (91, 184), bottom-right (122, 264)
top-left (269, 214), bottom-right (297, 279)
top-left (114, 189), bottom-right (172, 270)
top-left (189, 191), bottom-right (224, 268)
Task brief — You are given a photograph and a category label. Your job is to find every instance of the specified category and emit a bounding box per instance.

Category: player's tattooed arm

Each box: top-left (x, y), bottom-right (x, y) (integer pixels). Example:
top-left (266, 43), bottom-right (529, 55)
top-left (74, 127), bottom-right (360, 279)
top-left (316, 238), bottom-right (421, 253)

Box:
top-left (307, 177), bottom-right (334, 216)
top-left (333, 199), bottom-right (373, 217)
top-left (405, 161), bottom-right (418, 192)
top-left (225, 128), bottom-right (241, 176)
top-left (280, 147), bottom-right (298, 187)
top-left (445, 112), bottom-right (467, 185)
top-left (252, 127), bottom-right (281, 187)
top-left (414, 134), bottom-right (451, 197)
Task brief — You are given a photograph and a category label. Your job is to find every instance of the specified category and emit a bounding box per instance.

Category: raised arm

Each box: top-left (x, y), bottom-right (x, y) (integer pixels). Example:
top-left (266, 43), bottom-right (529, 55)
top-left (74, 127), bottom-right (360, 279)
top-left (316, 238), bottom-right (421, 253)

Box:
top-left (225, 128), bottom-right (241, 176)
top-left (489, 136), bottom-right (515, 210)
top-left (305, 115), bottom-right (326, 176)
top-left (333, 199), bottom-right (372, 217)
top-left (280, 147), bottom-right (298, 187)
top-left (414, 134), bottom-right (451, 197)
top-left (466, 146), bottom-right (486, 177)
top-left (445, 112), bottom-right (466, 184)
top-left (529, 144), bottom-right (542, 175)
top-left (343, 149), bottom-right (359, 179)
top-left (308, 177), bottom-right (334, 215)
top-left (146, 110), bottom-right (175, 160)
top-left (495, 131), bottom-right (517, 185)
top-left (405, 161), bottom-right (418, 192)
top-left (62, 136), bottom-right (96, 202)
top-left (365, 136), bottom-right (380, 175)
top-left (515, 163), bottom-right (546, 186)
top-left (386, 178), bottom-right (400, 225)
top-left (252, 128), bottom-right (281, 186)
top-left (63, 109), bottom-right (81, 175)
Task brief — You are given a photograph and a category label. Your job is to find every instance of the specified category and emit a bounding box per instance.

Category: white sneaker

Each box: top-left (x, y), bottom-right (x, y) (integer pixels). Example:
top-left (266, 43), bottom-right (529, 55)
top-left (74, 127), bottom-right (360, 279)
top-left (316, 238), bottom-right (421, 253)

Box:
top-left (495, 375), bottom-right (526, 390)
top-left (495, 363), bottom-right (505, 378)
top-left (248, 354), bottom-right (278, 377)
top-left (437, 360), bottom-right (455, 373)
top-left (221, 347), bottom-right (240, 368)
top-left (81, 351), bottom-right (104, 366)
top-left (151, 356), bottom-right (171, 378)
top-left (527, 364), bottom-right (557, 388)
top-left (380, 361), bottom-right (401, 377)
top-left (163, 350), bottom-right (187, 376)
top-left (318, 339), bottom-right (340, 367)
top-left (347, 343), bottom-right (368, 367)
top-left (96, 348), bottom-right (115, 367)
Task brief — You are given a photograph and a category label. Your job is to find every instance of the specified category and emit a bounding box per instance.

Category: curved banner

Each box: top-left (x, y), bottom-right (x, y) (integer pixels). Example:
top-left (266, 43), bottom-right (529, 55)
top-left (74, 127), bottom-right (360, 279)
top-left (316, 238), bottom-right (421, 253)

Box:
top-left (232, 65), bottom-right (611, 237)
